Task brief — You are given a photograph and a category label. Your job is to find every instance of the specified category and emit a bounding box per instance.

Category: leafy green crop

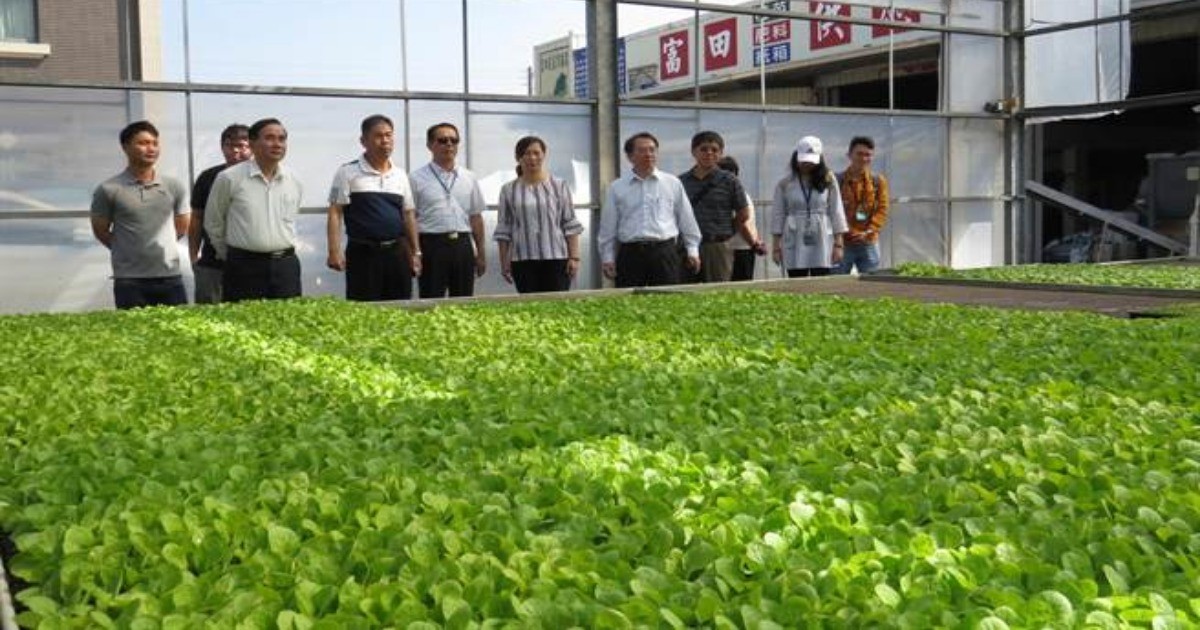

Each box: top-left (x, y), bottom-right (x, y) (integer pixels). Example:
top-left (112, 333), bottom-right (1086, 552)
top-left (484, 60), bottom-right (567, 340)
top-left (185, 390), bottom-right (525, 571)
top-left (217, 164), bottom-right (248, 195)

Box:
top-left (2, 294), bottom-right (1199, 628)
top-left (895, 261), bottom-right (1200, 290)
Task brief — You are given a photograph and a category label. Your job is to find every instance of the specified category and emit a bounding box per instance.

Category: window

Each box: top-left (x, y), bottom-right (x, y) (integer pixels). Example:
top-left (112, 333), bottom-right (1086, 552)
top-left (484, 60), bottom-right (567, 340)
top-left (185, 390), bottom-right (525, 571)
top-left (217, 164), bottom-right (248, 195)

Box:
top-left (0, 0), bottom-right (36, 43)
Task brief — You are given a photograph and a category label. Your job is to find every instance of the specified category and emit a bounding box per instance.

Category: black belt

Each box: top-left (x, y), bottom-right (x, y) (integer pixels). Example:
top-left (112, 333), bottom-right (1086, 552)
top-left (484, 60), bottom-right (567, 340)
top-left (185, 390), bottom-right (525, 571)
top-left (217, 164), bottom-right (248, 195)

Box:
top-left (421, 232), bottom-right (471, 241)
top-left (619, 238), bottom-right (675, 249)
top-left (348, 237), bottom-right (404, 249)
top-left (228, 246), bottom-right (295, 260)
top-left (702, 234), bottom-right (733, 243)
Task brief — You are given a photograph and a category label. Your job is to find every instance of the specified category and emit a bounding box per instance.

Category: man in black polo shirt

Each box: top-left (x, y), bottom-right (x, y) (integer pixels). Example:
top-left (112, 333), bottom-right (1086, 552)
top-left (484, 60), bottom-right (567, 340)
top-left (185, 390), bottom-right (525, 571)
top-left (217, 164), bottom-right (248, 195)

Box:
top-left (189, 123), bottom-right (251, 304)
top-left (326, 114), bottom-right (421, 301)
top-left (679, 131), bottom-right (754, 283)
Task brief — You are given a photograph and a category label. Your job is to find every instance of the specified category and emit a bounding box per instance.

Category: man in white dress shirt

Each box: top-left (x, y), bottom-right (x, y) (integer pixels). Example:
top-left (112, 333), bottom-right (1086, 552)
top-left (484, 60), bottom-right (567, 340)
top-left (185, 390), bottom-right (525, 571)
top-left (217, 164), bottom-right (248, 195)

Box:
top-left (204, 117), bottom-right (304, 302)
top-left (597, 132), bottom-right (701, 287)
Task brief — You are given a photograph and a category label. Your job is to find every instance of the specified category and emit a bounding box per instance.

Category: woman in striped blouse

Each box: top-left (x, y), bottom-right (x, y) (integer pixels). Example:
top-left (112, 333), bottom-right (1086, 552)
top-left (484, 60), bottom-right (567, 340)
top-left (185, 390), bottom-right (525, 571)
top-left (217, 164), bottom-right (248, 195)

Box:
top-left (495, 136), bottom-right (584, 293)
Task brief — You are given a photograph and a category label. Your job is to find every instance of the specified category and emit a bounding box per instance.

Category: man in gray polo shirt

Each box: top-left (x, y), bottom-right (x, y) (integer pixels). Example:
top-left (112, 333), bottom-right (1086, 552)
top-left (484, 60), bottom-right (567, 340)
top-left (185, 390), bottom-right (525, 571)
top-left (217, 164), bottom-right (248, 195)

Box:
top-left (90, 120), bottom-right (190, 310)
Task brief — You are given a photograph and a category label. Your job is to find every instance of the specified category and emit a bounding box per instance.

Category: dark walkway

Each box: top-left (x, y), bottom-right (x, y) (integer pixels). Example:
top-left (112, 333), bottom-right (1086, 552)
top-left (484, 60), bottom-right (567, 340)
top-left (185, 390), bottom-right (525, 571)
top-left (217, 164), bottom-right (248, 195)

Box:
top-left (736, 275), bottom-right (1200, 318)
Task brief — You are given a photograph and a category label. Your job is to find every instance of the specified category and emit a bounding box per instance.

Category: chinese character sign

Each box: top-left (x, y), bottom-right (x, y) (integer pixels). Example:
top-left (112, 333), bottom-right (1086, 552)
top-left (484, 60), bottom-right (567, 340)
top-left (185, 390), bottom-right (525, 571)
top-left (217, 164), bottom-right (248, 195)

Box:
top-left (754, 19), bottom-right (790, 46)
top-left (660, 30), bottom-right (690, 81)
top-left (810, 1), bottom-right (850, 50)
top-left (872, 7), bottom-right (921, 38)
top-left (703, 18), bottom-right (738, 71)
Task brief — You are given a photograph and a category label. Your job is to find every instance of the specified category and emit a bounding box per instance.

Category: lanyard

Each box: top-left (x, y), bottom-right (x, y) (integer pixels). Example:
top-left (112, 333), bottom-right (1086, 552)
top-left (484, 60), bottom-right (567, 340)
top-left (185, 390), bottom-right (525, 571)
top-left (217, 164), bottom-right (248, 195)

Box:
top-left (798, 180), bottom-right (815, 217)
top-left (428, 164), bottom-right (458, 201)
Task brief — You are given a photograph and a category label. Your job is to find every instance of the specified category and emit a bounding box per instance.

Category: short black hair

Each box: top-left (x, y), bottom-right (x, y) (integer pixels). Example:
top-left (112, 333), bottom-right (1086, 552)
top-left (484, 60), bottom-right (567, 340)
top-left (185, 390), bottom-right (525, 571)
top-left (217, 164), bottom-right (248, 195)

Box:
top-left (691, 130), bottom-right (724, 150)
top-left (249, 118), bottom-right (285, 141)
top-left (119, 120), bottom-right (158, 146)
top-left (849, 136), bottom-right (875, 152)
top-left (427, 122), bottom-right (459, 145)
top-left (623, 132), bottom-right (658, 156)
top-left (220, 124), bottom-right (250, 144)
top-left (361, 114), bottom-right (394, 137)
top-left (716, 156), bottom-right (740, 176)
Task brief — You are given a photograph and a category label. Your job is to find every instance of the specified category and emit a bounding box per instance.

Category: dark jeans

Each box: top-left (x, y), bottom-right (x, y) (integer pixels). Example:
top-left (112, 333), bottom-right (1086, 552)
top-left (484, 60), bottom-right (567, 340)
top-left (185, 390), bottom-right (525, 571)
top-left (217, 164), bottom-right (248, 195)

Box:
top-left (616, 239), bottom-right (680, 288)
top-left (113, 276), bottom-right (187, 310)
top-left (511, 259), bottom-right (570, 294)
top-left (223, 247), bottom-right (302, 303)
top-left (787, 267), bottom-right (832, 278)
top-left (731, 249), bottom-right (756, 281)
top-left (419, 233), bottom-right (475, 298)
top-left (346, 238), bottom-right (413, 301)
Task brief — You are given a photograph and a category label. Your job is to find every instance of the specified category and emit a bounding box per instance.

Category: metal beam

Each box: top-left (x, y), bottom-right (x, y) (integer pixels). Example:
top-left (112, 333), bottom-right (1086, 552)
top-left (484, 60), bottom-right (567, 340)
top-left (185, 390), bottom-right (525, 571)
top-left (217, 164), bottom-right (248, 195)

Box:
top-left (1020, 90), bottom-right (1200, 119)
top-left (1025, 180), bottom-right (1188, 254)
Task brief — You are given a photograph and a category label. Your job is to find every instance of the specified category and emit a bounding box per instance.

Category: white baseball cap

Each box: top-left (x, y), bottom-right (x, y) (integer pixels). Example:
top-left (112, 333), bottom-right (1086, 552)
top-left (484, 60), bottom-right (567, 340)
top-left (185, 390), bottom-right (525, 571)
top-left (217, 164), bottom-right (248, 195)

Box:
top-left (794, 136), bottom-right (823, 165)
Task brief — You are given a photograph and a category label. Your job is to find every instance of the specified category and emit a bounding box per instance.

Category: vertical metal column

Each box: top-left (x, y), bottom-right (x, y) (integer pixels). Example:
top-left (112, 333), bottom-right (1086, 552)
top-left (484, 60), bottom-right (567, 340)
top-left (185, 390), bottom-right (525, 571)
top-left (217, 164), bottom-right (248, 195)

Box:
top-left (1005, 0), bottom-right (1026, 264)
top-left (589, 0), bottom-right (620, 287)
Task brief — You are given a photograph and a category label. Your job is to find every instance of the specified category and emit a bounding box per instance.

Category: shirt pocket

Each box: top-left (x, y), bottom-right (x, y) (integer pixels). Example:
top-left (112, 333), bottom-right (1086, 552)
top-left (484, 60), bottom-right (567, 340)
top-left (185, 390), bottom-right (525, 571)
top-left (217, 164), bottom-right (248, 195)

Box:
top-left (644, 193), bottom-right (674, 225)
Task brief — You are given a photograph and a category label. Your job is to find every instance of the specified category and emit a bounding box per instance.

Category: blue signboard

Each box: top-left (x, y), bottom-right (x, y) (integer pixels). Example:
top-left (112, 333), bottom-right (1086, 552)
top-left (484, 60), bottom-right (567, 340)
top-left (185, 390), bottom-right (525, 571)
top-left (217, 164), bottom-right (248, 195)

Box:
top-left (753, 43), bottom-right (791, 67)
top-left (617, 37), bottom-right (627, 96)
top-left (573, 48), bottom-right (588, 98)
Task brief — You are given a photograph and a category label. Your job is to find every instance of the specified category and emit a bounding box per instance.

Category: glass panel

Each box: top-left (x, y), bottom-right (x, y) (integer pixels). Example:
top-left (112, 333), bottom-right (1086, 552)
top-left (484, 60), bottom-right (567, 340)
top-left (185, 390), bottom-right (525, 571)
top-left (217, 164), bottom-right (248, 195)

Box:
top-left (949, 118), bottom-right (1004, 197)
top-left (404, 0), bottom-right (464, 92)
top-left (0, 88), bottom-right (187, 213)
top-left (946, 35), bottom-right (1002, 112)
top-left (185, 0), bottom-right (404, 89)
top-left (1024, 0), bottom-right (1132, 107)
top-left (950, 200), bottom-right (1004, 268)
top-left (296, 212), bottom-right (343, 298)
top-left (0, 217), bottom-right (124, 313)
top-left (0, 0), bottom-right (36, 42)
top-left (465, 102), bottom-right (593, 205)
top-left (889, 116), bottom-right (945, 199)
top-left (469, 0), bottom-right (586, 97)
top-left (882, 201), bottom-right (946, 268)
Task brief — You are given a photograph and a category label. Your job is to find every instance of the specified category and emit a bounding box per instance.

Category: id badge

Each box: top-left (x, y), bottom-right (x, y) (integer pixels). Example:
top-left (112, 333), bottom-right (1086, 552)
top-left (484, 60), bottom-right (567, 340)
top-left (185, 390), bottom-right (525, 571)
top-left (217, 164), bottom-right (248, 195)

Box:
top-left (802, 219), bottom-right (819, 246)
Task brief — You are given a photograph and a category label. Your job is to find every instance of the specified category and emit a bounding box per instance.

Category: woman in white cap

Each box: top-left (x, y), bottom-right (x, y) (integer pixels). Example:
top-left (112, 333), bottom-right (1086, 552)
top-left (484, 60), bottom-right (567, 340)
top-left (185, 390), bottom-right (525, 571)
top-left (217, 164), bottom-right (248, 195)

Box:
top-left (770, 135), bottom-right (848, 277)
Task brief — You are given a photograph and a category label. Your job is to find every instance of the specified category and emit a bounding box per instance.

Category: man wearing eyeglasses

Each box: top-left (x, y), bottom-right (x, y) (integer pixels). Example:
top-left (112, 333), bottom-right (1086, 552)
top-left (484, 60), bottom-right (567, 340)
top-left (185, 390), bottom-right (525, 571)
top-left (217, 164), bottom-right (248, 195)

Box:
top-left (189, 123), bottom-right (251, 304)
top-left (409, 122), bottom-right (487, 298)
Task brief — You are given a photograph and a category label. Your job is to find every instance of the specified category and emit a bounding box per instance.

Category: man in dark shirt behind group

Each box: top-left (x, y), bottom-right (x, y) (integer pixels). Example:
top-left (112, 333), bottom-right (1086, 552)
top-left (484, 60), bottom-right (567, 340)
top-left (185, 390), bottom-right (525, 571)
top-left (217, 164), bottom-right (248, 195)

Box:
top-left (189, 124), bottom-right (251, 304)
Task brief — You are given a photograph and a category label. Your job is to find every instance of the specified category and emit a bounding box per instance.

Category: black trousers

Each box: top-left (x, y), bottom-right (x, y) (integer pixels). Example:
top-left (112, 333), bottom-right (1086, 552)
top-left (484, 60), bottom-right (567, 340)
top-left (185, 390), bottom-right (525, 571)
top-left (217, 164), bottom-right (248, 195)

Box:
top-left (223, 247), bottom-right (302, 302)
top-left (418, 233), bottom-right (475, 298)
top-left (731, 249), bottom-right (756, 281)
top-left (511, 259), bottom-right (570, 294)
top-left (616, 239), bottom-right (680, 288)
top-left (346, 239), bottom-right (412, 301)
top-left (787, 267), bottom-right (832, 278)
top-left (113, 276), bottom-right (187, 310)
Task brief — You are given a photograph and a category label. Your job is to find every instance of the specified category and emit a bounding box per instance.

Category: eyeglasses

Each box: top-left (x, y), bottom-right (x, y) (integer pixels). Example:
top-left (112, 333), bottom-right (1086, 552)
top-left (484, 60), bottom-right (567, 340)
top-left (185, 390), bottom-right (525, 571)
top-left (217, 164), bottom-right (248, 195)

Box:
top-left (435, 136), bottom-right (460, 145)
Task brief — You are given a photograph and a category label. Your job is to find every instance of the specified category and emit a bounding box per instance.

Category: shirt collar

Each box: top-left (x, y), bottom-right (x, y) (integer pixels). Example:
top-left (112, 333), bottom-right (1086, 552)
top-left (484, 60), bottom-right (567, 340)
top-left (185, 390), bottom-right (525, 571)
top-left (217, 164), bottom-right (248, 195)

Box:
top-left (359, 154), bottom-right (392, 176)
top-left (629, 167), bottom-right (659, 182)
top-left (121, 169), bottom-right (161, 186)
top-left (249, 159), bottom-right (285, 182)
top-left (427, 161), bottom-right (457, 176)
